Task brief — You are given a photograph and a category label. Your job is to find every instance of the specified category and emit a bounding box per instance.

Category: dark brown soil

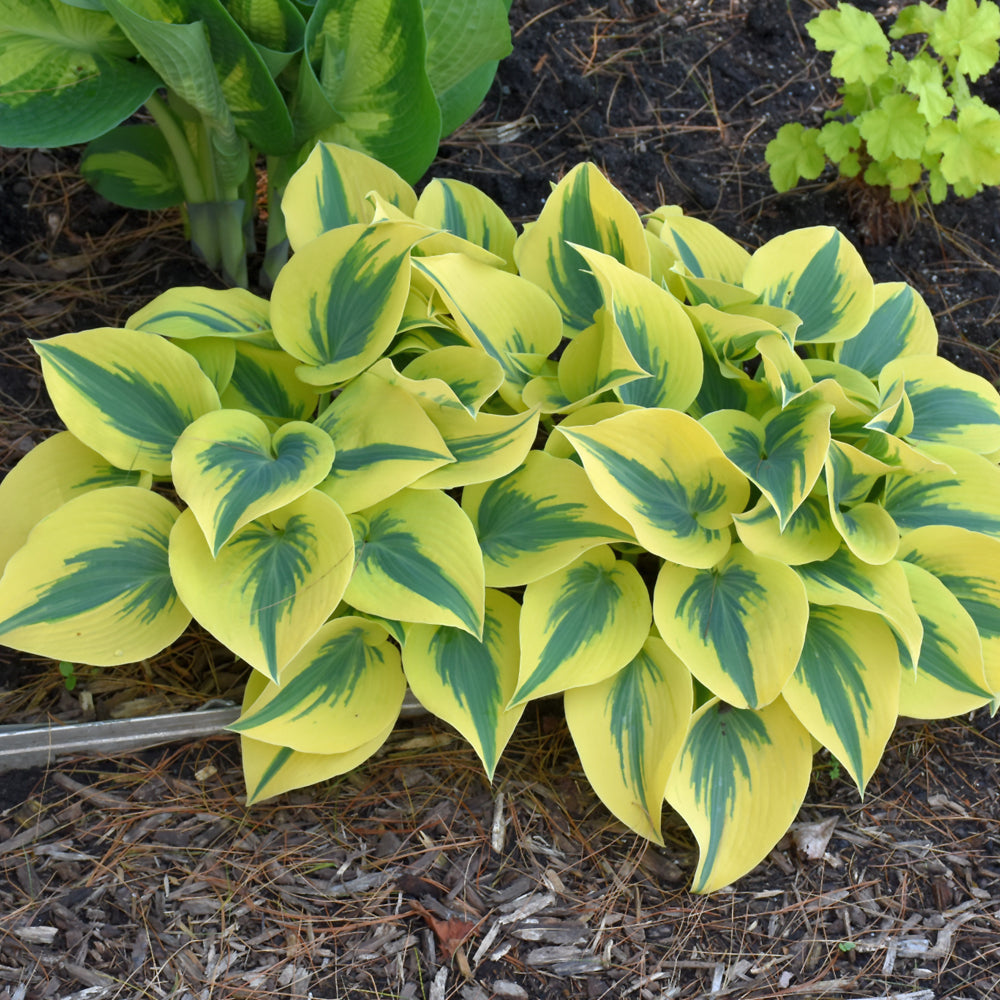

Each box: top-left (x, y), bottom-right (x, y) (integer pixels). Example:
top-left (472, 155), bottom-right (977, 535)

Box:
top-left (1, 2), bottom-right (1000, 998)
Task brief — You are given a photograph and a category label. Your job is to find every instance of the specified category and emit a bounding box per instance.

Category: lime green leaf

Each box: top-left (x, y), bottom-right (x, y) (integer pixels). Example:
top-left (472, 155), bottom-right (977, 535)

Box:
top-left (463, 451), bottom-right (636, 587)
top-left (403, 589), bottom-right (524, 778)
top-left (665, 697), bottom-right (812, 893)
top-left (240, 671), bottom-right (394, 804)
top-left (858, 93), bottom-right (927, 161)
top-left (834, 282), bottom-right (937, 377)
top-left (879, 356), bottom-right (1000, 454)
top-left (905, 53), bottom-right (953, 125)
top-left (733, 495), bottom-right (842, 567)
top-left (514, 162), bottom-right (650, 336)
top-left (765, 123), bottom-right (827, 192)
top-left (512, 546), bottom-right (652, 705)
top-left (929, 0), bottom-right (1000, 80)
top-left (0, 487), bottom-right (189, 666)
top-left (796, 549), bottom-right (923, 670)
top-left (700, 394), bottom-right (834, 529)
top-left (898, 525), bottom-right (1000, 694)
top-left (898, 561), bottom-right (992, 717)
top-left (742, 227), bottom-right (875, 344)
top-left (570, 243), bottom-right (704, 411)
top-left (565, 637), bottom-right (692, 844)
top-left (415, 177), bottom-right (517, 269)
top-left (782, 606), bottom-right (901, 791)
top-left (172, 410), bottom-right (335, 555)
top-left (560, 408), bottom-right (751, 569)
top-left (807, 5), bottom-right (890, 85)
top-left (231, 616), bottom-right (405, 754)
top-left (346, 489), bottom-right (484, 636)
top-left (33, 328), bottom-right (221, 476)
top-left (270, 221), bottom-right (424, 385)
top-left (654, 544), bottom-right (809, 710)
top-left (0, 432), bottom-right (150, 573)
top-left (280, 141), bottom-right (417, 252)
top-left (926, 99), bottom-right (1000, 189)
top-left (817, 121), bottom-right (861, 162)
top-left (127, 286), bottom-right (273, 344)
top-left (0, 0), bottom-right (158, 147)
top-left (314, 370), bottom-right (453, 513)
top-left (169, 491), bottom-right (355, 682)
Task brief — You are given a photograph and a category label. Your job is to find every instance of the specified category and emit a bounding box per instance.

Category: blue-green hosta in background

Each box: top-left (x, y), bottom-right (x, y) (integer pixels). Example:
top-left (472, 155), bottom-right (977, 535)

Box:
top-left (3, 143), bottom-right (1000, 893)
top-left (0, 0), bottom-right (512, 286)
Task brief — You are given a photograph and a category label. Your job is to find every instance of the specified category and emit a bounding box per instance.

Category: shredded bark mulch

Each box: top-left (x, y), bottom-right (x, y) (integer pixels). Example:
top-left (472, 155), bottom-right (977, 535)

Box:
top-left (2, 1), bottom-right (1000, 997)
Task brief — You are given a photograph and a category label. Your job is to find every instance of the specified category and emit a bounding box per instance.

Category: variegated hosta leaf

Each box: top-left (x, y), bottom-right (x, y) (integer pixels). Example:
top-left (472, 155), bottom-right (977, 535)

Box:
top-left (126, 286), bottom-right (273, 344)
top-left (879, 355), bottom-right (1000, 455)
top-left (687, 303), bottom-right (786, 376)
top-left (220, 341), bottom-right (321, 427)
top-left (33, 328), bottom-right (221, 476)
top-left (173, 337), bottom-right (236, 396)
top-left (230, 616), bottom-right (405, 754)
top-left (796, 549), bottom-right (923, 670)
top-left (834, 282), bottom-right (937, 377)
top-left (754, 333), bottom-right (814, 406)
top-left (410, 253), bottom-right (562, 408)
top-left (0, 432), bottom-right (150, 572)
top-left (169, 491), bottom-right (355, 682)
top-left (549, 307), bottom-right (649, 409)
top-left (701, 394), bottom-right (834, 529)
top-left (514, 162), bottom-right (651, 336)
top-left (824, 440), bottom-right (899, 565)
top-left (462, 451), bottom-right (635, 588)
top-left (653, 544), bottom-right (809, 710)
top-left (569, 244), bottom-right (703, 411)
top-left (270, 221), bottom-right (425, 385)
top-left (280, 141), bottom-right (417, 252)
top-left (314, 370), bottom-right (454, 513)
top-left (560, 408), bottom-right (751, 569)
top-left (742, 226), bottom-right (875, 344)
top-left (240, 672), bottom-right (395, 805)
top-left (403, 589), bottom-right (524, 778)
top-left (782, 606), bottom-right (901, 791)
top-left (804, 359), bottom-right (880, 414)
top-left (898, 525), bottom-right (1000, 693)
top-left (414, 178), bottom-right (517, 269)
top-left (512, 546), bottom-right (652, 705)
top-left (564, 637), bottom-right (692, 844)
top-left (346, 489), bottom-right (485, 637)
top-left (646, 207), bottom-right (751, 285)
top-left (172, 410), bottom-right (336, 555)
top-left (897, 561), bottom-right (992, 718)
top-left (881, 444), bottom-right (1000, 537)
top-left (733, 495), bottom-right (842, 566)
top-left (543, 403), bottom-right (640, 461)
top-left (665, 697), bottom-right (813, 894)
top-left (860, 426), bottom-right (953, 474)
top-left (410, 407), bottom-right (540, 490)
top-left (0, 487), bottom-right (189, 666)
top-left (398, 348), bottom-right (506, 416)
top-left (866, 377), bottom-right (914, 437)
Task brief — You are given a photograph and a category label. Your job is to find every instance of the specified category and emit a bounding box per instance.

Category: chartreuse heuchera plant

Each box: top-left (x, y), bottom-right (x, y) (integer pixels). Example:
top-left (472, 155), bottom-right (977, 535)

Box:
top-left (0, 0), bottom-right (512, 285)
top-left (766, 0), bottom-right (1000, 203)
top-left (3, 144), bottom-right (1000, 893)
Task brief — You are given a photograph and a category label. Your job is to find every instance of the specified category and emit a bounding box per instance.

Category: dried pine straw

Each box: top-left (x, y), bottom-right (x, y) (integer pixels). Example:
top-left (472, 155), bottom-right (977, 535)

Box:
top-left (2, 706), bottom-right (1000, 1000)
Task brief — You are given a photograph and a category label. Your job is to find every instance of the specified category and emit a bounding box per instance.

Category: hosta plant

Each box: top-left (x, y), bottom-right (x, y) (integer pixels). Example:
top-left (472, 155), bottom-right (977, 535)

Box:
top-left (0, 0), bottom-right (512, 285)
top-left (766, 0), bottom-right (1000, 204)
top-left (3, 144), bottom-right (1000, 893)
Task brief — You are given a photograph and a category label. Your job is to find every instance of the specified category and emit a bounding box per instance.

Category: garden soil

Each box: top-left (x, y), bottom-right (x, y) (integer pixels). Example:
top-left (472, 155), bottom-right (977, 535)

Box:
top-left (1, 1), bottom-right (1000, 998)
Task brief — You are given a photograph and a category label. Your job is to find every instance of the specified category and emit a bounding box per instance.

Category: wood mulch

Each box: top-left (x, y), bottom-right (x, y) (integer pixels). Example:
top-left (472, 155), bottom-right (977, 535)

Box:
top-left (2, 1), bottom-right (1000, 997)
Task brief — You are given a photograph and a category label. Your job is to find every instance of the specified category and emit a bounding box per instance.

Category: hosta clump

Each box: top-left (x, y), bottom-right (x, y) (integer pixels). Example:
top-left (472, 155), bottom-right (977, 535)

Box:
top-left (3, 144), bottom-right (1000, 894)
